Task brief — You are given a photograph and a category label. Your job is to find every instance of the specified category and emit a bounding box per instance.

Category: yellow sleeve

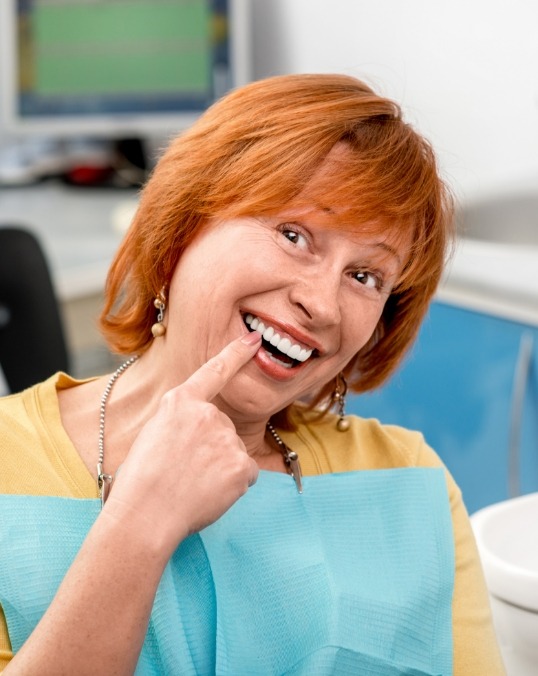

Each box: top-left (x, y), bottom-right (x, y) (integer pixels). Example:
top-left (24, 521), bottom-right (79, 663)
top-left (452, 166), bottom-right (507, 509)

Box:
top-left (415, 442), bottom-right (506, 675)
top-left (0, 607), bottom-right (12, 670)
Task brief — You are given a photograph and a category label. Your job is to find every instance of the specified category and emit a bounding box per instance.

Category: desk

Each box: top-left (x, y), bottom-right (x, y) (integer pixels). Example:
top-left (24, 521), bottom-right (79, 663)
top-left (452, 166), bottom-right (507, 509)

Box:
top-left (0, 183), bottom-right (138, 300)
top-left (0, 183), bottom-right (139, 378)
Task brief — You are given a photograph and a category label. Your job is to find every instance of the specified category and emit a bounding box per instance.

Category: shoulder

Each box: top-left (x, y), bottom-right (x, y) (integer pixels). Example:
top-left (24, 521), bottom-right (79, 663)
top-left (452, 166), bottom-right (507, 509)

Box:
top-left (285, 406), bottom-right (446, 475)
top-left (0, 372), bottom-right (73, 434)
top-left (289, 408), bottom-right (466, 545)
top-left (0, 373), bottom-right (95, 496)
top-left (0, 381), bottom-right (45, 453)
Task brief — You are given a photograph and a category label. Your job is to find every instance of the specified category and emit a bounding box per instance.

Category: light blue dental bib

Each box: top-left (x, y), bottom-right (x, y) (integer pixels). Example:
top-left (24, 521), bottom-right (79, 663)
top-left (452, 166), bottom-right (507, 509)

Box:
top-left (0, 469), bottom-right (454, 675)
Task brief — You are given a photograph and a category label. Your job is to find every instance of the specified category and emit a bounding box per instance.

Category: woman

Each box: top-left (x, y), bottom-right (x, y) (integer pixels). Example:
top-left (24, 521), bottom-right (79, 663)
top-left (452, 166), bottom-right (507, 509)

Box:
top-left (0, 74), bottom-right (504, 674)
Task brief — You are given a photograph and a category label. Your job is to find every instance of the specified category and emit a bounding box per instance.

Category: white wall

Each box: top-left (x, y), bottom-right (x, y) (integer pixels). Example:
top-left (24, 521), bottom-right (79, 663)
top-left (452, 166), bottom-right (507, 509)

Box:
top-left (2, 1), bottom-right (536, 203)
top-left (251, 0), bottom-right (538, 203)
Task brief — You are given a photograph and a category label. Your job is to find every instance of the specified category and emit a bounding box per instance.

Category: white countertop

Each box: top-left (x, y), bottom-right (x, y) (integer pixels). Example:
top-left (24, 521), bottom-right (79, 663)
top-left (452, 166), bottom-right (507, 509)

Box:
top-left (1, 183), bottom-right (538, 327)
top-left (0, 183), bottom-right (138, 301)
top-left (439, 237), bottom-right (538, 327)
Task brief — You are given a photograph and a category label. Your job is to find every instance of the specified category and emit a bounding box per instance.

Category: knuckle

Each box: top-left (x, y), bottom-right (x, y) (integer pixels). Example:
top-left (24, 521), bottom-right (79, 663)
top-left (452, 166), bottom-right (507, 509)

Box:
top-left (197, 402), bottom-right (218, 425)
top-left (158, 389), bottom-right (179, 414)
top-left (236, 452), bottom-right (252, 477)
top-left (160, 389), bottom-right (176, 406)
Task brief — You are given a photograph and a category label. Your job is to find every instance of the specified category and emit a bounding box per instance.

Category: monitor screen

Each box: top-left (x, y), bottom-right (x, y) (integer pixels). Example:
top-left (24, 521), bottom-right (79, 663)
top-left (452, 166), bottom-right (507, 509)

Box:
top-left (0, 0), bottom-right (251, 139)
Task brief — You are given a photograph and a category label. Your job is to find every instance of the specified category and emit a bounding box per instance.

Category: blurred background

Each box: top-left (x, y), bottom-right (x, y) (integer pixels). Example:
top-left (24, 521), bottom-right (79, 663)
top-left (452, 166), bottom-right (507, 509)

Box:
top-left (0, 0), bottom-right (537, 513)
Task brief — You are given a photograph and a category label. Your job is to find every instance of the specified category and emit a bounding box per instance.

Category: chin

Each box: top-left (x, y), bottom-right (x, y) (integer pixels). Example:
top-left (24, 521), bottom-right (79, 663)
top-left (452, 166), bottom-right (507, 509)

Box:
top-left (216, 376), bottom-right (297, 423)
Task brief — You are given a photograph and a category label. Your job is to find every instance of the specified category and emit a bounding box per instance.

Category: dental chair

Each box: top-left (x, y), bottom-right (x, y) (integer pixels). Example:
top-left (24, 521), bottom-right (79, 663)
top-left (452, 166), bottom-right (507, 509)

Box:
top-left (0, 226), bottom-right (70, 394)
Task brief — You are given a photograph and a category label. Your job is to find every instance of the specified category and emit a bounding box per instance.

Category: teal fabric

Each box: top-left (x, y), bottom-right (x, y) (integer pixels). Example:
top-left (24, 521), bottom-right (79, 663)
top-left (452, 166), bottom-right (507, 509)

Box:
top-left (0, 468), bottom-right (454, 674)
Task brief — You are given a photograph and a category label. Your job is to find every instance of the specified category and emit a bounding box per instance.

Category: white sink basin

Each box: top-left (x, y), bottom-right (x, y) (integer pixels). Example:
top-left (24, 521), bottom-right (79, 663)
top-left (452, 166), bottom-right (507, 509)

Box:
top-left (471, 492), bottom-right (538, 611)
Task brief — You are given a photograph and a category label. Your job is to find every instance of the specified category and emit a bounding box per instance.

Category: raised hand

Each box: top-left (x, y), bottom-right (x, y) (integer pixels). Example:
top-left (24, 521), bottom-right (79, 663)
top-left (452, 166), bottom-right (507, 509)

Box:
top-left (104, 331), bottom-right (262, 555)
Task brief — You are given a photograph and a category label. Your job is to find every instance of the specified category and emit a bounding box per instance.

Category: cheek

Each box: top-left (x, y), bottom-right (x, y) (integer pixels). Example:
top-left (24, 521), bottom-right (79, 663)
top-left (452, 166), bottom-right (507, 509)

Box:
top-left (342, 303), bottom-right (384, 353)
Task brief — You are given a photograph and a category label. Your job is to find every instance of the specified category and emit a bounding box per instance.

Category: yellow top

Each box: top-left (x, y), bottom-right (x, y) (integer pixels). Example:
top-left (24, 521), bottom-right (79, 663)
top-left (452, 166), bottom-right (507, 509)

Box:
top-left (0, 373), bottom-right (505, 674)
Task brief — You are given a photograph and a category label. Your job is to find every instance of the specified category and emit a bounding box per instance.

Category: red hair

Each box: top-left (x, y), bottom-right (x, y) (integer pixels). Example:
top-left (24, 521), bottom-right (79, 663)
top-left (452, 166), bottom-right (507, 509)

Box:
top-left (100, 73), bottom-right (454, 406)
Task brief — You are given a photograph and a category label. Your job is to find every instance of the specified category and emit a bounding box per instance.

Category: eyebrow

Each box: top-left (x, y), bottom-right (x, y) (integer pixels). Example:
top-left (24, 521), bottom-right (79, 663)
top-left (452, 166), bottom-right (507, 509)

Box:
top-left (312, 203), bottom-right (404, 263)
top-left (375, 240), bottom-right (402, 265)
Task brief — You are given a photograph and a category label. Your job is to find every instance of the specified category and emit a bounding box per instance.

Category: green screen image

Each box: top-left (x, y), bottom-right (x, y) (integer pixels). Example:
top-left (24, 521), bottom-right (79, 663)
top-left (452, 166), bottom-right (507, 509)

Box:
top-left (31, 0), bottom-right (211, 97)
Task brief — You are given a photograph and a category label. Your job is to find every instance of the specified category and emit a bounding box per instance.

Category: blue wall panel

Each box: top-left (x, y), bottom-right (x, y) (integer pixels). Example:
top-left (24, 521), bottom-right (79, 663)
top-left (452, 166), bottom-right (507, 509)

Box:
top-left (348, 302), bottom-right (538, 514)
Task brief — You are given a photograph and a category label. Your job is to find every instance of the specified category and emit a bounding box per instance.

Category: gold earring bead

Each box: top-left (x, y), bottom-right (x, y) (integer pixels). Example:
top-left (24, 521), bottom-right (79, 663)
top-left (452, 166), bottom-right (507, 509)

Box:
top-left (151, 322), bottom-right (166, 337)
top-left (334, 376), bottom-right (350, 432)
top-left (336, 416), bottom-right (350, 432)
top-left (151, 294), bottom-right (166, 338)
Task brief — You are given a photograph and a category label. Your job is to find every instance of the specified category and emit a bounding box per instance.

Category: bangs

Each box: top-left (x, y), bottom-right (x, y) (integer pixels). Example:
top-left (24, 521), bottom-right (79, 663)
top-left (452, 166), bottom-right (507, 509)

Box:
top-left (214, 121), bottom-right (453, 296)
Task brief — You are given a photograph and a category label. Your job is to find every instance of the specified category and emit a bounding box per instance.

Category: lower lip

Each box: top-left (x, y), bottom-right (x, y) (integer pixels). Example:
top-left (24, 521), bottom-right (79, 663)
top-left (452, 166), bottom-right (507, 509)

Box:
top-left (252, 343), bottom-right (309, 382)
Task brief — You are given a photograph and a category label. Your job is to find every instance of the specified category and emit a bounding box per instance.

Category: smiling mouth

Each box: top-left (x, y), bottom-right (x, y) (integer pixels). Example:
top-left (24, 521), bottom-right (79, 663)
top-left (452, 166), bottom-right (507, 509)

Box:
top-left (243, 313), bottom-right (318, 369)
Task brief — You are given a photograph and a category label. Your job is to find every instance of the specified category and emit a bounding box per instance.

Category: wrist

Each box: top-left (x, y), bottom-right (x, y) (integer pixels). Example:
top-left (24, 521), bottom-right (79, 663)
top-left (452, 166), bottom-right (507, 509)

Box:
top-left (99, 495), bottom-right (187, 566)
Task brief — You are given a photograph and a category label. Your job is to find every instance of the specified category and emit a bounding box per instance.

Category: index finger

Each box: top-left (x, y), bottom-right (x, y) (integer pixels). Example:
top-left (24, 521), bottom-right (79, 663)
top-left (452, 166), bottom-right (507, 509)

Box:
top-left (182, 331), bottom-right (262, 401)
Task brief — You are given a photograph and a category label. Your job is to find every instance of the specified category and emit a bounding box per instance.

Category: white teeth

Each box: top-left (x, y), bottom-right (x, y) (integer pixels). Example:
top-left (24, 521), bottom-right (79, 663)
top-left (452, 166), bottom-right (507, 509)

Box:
top-left (268, 354), bottom-right (293, 369)
top-left (296, 348), bottom-right (313, 362)
top-left (287, 344), bottom-right (301, 360)
top-left (278, 338), bottom-right (291, 354)
top-left (243, 313), bottom-right (314, 363)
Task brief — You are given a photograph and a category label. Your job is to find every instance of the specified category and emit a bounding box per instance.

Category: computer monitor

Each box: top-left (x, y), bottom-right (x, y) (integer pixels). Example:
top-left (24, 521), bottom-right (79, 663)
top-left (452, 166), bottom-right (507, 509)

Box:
top-left (0, 0), bottom-right (251, 140)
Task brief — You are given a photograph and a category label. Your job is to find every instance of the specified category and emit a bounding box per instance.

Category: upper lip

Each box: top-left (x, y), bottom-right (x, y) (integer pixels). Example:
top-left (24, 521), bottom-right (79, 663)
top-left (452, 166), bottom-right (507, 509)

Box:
top-left (242, 310), bottom-right (324, 355)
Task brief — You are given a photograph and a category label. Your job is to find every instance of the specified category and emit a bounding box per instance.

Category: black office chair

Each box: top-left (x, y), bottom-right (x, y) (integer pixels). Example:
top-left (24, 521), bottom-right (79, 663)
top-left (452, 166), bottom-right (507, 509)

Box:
top-left (0, 226), bottom-right (70, 393)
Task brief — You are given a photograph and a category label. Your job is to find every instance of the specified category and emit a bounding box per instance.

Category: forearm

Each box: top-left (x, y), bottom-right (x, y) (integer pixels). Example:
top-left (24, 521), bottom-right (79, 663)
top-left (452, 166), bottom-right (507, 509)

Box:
top-left (4, 336), bottom-right (260, 673)
top-left (5, 506), bottom-right (172, 675)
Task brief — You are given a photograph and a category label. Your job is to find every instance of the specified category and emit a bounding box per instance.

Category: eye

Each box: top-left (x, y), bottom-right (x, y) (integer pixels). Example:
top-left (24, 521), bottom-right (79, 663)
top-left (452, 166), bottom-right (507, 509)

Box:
top-left (278, 224), bottom-right (309, 250)
top-left (352, 270), bottom-right (382, 290)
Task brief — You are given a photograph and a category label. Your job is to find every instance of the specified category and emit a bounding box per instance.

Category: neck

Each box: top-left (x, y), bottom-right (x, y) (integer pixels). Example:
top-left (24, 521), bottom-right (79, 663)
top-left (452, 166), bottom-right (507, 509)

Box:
top-left (104, 347), bottom-right (284, 463)
top-left (97, 353), bottom-right (301, 497)
top-left (234, 420), bottom-right (276, 459)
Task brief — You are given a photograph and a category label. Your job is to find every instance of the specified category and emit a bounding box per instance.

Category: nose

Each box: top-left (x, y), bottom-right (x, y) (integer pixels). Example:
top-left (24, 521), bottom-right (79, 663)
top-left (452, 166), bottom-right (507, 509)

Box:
top-left (289, 268), bottom-right (342, 327)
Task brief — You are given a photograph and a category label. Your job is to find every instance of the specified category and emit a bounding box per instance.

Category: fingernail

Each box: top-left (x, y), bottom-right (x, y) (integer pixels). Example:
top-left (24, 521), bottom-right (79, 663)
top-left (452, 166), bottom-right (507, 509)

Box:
top-left (241, 331), bottom-right (262, 346)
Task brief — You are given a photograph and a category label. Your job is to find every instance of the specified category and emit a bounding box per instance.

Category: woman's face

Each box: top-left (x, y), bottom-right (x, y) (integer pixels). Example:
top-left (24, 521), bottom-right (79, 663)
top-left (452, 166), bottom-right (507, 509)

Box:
top-left (165, 207), bottom-right (409, 424)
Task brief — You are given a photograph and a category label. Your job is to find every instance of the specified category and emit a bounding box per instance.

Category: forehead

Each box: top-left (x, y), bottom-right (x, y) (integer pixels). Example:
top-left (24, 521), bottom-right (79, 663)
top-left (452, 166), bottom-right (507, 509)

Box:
top-left (281, 142), bottom-right (415, 241)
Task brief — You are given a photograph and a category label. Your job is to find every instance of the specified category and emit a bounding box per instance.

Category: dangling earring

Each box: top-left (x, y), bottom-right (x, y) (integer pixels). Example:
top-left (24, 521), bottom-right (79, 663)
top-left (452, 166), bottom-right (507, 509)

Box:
top-left (151, 288), bottom-right (167, 338)
top-left (333, 372), bottom-right (350, 432)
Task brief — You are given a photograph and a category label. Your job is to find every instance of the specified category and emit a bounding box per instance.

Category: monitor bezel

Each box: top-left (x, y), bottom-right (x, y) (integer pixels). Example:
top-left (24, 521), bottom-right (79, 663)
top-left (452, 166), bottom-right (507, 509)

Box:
top-left (0, 0), bottom-right (251, 139)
